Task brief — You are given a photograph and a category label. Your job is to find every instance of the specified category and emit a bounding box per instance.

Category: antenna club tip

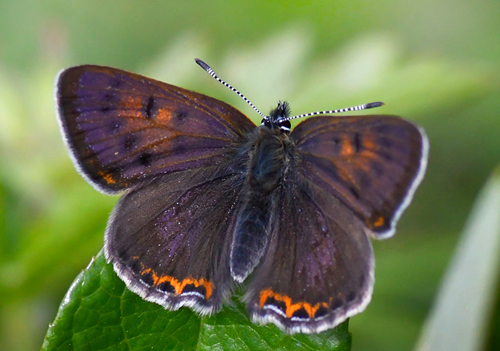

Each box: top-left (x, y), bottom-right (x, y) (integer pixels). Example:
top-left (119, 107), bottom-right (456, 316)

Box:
top-left (365, 101), bottom-right (384, 109)
top-left (195, 58), bottom-right (210, 71)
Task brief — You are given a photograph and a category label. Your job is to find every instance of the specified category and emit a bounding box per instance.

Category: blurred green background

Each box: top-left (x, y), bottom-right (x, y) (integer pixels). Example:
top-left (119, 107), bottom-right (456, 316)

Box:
top-left (1, 0), bottom-right (499, 350)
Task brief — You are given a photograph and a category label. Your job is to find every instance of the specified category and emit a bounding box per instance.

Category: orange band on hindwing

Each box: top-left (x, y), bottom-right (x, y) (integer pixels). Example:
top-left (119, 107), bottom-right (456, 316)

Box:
top-left (137, 263), bottom-right (214, 300)
top-left (259, 289), bottom-right (330, 319)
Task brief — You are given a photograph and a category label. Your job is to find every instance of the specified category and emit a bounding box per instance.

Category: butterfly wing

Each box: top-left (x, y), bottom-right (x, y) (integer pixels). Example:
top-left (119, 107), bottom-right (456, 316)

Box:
top-left (246, 177), bottom-right (374, 333)
top-left (291, 115), bottom-right (428, 238)
top-left (55, 65), bottom-right (256, 313)
top-left (55, 65), bottom-right (255, 194)
top-left (104, 167), bottom-right (244, 313)
top-left (246, 115), bottom-right (427, 333)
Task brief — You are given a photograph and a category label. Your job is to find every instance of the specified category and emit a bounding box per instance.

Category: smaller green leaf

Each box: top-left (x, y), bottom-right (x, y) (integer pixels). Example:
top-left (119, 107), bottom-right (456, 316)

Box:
top-left (42, 252), bottom-right (351, 351)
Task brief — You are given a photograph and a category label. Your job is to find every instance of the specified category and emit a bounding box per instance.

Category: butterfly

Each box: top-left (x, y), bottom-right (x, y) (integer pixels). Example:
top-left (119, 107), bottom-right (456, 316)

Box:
top-left (54, 59), bottom-right (428, 334)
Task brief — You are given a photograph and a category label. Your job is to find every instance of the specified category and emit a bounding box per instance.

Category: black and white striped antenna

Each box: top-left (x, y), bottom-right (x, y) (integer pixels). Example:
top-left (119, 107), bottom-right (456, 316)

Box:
top-left (195, 58), bottom-right (384, 122)
top-left (195, 58), bottom-right (266, 119)
top-left (282, 101), bottom-right (384, 122)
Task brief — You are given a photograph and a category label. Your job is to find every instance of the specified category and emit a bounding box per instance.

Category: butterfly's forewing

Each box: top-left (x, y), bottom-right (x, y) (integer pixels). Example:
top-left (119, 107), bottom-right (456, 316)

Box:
top-left (55, 65), bottom-right (255, 194)
top-left (104, 167), bottom-right (244, 313)
top-left (291, 116), bottom-right (428, 238)
top-left (246, 176), bottom-right (374, 333)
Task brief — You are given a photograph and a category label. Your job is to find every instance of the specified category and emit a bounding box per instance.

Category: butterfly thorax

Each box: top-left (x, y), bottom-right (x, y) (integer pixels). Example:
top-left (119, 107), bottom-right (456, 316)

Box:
top-left (246, 129), bottom-right (287, 191)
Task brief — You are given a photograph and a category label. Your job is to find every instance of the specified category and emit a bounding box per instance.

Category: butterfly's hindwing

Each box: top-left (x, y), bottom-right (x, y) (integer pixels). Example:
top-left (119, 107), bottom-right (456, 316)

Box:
top-left (105, 167), bottom-right (245, 313)
top-left (246, 175), bottom-right (374, 334)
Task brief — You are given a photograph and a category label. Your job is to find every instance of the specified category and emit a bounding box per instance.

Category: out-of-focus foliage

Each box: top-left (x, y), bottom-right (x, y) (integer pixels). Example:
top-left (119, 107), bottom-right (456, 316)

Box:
top-left (416, 168), bottom-right (500, 351)
top-left (0, 1), bottom-right (499, 350)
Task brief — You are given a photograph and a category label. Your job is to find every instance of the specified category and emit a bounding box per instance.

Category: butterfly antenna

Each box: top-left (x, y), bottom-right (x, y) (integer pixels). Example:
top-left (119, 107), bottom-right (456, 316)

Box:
top-left (283, 101), bottom-right (385, 122)
top-left (195, 58), bottom-right (267, 119)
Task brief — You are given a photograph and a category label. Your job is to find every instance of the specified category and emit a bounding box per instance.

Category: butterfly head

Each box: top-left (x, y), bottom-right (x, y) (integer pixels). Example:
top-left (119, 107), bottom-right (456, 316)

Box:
top-left (261, 101), bottom-right (292, 133)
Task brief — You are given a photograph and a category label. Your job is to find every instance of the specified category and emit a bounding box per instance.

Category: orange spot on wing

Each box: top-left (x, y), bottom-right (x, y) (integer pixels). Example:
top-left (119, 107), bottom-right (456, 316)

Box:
top-left (157, 275), bottom-right (180, 291)
top-left (362, 138), bottom-right (376, 150)
top-left (259, 289), bottom-right (291, 309)
top-left (259, 289), bottom-right (270, 308)
top-left (156, 108), bottom-right (173, 123)
top-left (340, 136), bottom-right (354, 156)
top-left (374, 216), bottom-right (385, 227)
top-left (98, 171), bottom-right (116, 184)
top-left (122, 96), bottom-right (142, 111)
top-left (287, 302), bottom-right (305, 316)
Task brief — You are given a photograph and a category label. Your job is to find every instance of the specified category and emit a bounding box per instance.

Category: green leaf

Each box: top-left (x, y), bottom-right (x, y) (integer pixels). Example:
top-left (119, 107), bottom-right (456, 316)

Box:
top-left (42, 253), bottom-right (351, 351)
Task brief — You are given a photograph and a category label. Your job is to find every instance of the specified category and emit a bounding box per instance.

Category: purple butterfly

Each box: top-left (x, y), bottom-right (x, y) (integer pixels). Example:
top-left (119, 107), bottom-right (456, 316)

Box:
top-left (55, 59), bottom-right (428, 334)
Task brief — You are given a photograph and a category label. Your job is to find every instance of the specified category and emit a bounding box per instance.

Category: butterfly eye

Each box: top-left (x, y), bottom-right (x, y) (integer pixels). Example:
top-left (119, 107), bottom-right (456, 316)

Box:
top-left (278, 119), bottom-right (291, 132)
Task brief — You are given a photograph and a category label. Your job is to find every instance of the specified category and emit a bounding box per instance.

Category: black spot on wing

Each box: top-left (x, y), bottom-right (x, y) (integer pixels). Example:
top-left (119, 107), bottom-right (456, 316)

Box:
top-left (118, 250), bottom-right (130, 262)
top-left (130, 261), bottom-right (142, 275)
top-left (145, 96), bottom-right (157, 119)
top-left (314, 305), bottom-right (329, 318)
top-left (140, 271), bottom-right (155, 286)
top-left (182, 283), bottom-right (207, 297)
top-left (349, 186), bottom-right (360, 199)
top-left (265, 296), bottom-right (287, 314)
top-left (354, 133), bottom-right (362, 152)
top-left (158, 281), bottom-right (176, 294)
top-left (291, 308), bottom-right (309, 319)
top-left (123, 135), bottom-right (137, 151)
top-left (174, 109), bottom-right (188, 121)
top-left (139, 152), bottom-right (153, 167)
